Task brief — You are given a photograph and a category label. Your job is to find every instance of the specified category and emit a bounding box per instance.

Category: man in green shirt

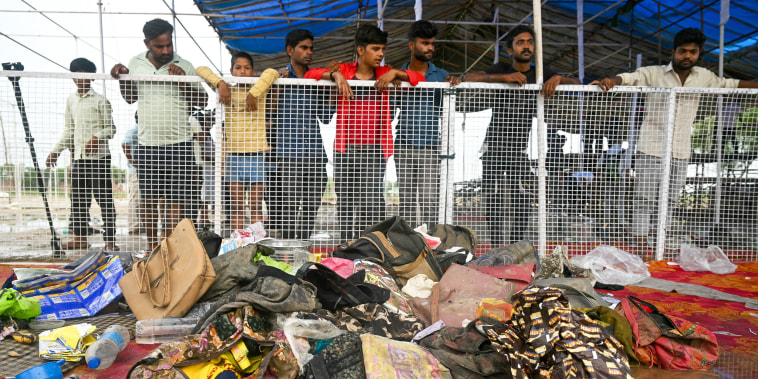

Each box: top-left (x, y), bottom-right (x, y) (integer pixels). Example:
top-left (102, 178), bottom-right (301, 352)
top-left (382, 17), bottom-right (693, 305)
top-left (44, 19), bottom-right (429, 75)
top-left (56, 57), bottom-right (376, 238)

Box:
top-left (47, 58), bottom-right (118, 251)
top-left (111, 18), bottom-right (207, 247)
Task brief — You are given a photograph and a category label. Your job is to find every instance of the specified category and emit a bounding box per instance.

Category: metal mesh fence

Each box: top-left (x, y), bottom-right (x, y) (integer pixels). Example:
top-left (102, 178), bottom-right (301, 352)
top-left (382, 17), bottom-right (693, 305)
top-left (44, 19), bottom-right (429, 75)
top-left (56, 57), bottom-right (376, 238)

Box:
top-left (1, 71), bottom-right (757, 262)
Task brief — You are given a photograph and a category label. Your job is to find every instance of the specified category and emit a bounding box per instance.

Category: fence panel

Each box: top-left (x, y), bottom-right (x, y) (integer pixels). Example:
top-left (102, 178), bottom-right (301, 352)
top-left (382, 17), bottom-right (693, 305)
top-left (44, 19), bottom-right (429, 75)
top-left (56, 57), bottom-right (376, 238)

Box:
top-left (0, 71), bottom-right (756, 261)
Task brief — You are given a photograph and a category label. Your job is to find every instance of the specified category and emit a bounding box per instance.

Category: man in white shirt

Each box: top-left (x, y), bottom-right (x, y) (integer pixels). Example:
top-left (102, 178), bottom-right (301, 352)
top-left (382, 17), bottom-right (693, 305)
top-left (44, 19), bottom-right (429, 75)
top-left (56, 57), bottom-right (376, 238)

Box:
top-left (592, 28), bottom-right (758, 246)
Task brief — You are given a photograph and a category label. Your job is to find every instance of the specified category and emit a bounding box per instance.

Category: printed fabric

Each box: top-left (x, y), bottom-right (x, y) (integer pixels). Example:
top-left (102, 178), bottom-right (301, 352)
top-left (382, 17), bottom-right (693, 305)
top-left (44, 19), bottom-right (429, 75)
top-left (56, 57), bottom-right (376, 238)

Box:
top-left (480, 286), bottom-right (634, 379)
top-left (128, 305), bottom-right (299, 379)
top-left (307, 303), bottom-right (425, 341)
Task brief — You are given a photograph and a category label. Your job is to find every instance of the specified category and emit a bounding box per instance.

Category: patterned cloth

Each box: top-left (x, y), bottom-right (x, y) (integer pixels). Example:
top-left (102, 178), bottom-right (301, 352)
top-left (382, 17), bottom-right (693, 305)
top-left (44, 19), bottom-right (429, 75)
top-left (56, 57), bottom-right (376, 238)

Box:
top-left (128, 305), bottom-right (298, 378)
top-left (307, 303), bottom-right (425, 341)
top-left (418, 316), bottom-right (511, 379)
top-left (481, 287), bottom-right (633, 379)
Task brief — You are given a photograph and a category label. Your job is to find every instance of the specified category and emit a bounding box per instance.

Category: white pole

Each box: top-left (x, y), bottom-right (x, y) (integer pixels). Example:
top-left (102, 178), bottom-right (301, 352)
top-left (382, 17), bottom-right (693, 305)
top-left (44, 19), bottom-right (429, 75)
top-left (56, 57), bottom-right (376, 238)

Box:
top-left (414, 0), bottom-right (423, 20)
top-left (656, 90), bottom-right (677, 260)
top-left (714, 0), bottom-right (729, 226)
top-left (98, 1), bottom-right (106, 94)
top-left (533, 0), bottom-right (547, 258)
top-left (172, 0), bottom-right (177, 50)
top-left (440, 89), bottom-right (455, 225)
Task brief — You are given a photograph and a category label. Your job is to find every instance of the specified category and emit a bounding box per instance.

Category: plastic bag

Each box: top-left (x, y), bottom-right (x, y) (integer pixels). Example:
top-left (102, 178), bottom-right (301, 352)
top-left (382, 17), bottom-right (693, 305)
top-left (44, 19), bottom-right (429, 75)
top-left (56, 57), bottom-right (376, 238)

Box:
top-left (282, 318), bottom-right (344, 371)
top-left (0, 288), bottom-right (41, 320)
top-left (571, 245), bottom-right (650, 285)
top-left (678, 244), bottom-right (737, 274)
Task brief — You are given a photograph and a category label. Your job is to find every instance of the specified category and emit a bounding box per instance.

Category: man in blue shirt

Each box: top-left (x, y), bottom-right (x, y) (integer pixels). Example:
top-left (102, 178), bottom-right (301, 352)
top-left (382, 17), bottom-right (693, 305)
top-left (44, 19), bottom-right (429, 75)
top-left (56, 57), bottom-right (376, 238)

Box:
top-left (270, 29), bottom-right (332, 239)
top-left (396, 20), bottom-right (459, 227)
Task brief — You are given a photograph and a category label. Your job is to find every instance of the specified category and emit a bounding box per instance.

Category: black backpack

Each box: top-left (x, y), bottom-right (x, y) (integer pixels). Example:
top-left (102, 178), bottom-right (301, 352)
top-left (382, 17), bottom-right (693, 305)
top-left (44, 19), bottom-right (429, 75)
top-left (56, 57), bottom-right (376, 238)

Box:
top-left (333, 217), bottom-right (443, 285)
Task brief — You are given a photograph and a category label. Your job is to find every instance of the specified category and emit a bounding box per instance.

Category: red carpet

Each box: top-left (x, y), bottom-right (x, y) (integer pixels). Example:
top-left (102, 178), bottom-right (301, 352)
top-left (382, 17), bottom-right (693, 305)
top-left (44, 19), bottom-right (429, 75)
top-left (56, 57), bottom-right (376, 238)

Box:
top-left (598, 261), bottom-right (758, 377)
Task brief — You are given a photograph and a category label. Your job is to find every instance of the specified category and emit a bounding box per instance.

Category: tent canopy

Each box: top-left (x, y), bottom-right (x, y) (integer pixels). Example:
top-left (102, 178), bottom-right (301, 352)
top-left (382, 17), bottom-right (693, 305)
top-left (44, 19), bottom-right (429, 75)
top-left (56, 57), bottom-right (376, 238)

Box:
top-left (193, 0), bottom-right (758, 80)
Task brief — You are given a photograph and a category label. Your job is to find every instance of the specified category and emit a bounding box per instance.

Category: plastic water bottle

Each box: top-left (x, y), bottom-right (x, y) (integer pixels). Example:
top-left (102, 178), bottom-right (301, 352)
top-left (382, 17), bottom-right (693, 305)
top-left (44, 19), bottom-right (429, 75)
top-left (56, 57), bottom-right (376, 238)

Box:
top-left (85, 325), bottom-right (130, 369)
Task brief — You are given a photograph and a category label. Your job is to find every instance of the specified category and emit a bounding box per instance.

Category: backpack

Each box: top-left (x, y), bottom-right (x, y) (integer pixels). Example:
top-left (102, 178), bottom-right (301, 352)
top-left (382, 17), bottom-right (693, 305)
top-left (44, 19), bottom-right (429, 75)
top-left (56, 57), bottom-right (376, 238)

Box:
top-left (616, 296), bottom-right (719, 370)
top-left (333, 217), bottom-right (443, 285)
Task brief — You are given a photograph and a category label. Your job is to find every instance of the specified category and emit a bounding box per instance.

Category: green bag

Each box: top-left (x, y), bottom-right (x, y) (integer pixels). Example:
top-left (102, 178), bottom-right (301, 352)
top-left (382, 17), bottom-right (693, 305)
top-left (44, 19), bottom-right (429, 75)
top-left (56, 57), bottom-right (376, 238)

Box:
top-left (0, 288), bottom-right (42, 320)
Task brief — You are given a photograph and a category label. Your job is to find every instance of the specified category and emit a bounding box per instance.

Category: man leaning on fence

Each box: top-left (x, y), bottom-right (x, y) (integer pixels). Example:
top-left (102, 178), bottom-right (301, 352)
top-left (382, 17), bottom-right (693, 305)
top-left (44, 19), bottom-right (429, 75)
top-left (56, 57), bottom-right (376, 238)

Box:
top-left (46, 58), bottom-right (118, 252)
top-left (395, 20), bottom-right (459, 228)
top-left (110, 18), bottom-right (208, 248)
top-left (269, 29), bottom-right (332, 240)
top-left (592, 27), bottom-right (758, 247)
top-left (306, 24), bottom-right (425, 241)
top-left (464, 25), bottom-right (580, 247)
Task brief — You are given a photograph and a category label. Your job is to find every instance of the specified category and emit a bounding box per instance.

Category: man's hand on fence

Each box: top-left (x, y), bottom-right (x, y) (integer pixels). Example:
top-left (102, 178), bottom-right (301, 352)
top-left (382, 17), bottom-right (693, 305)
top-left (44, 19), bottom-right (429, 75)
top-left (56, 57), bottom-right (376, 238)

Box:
top-left (445, 75), bottom-right (461, 86)
top-left (167, 64), bottom-right (186, 76)
top-left (590, 77), bottom-right (620, 92)
top-left (541, 75), bottom-right (562, 98)
top-left (332, 72), bottom-right (353, 99)
top-left (110, 64), bottom-right (128, 79)
top-left (502, 72), bottom-right (527, 86)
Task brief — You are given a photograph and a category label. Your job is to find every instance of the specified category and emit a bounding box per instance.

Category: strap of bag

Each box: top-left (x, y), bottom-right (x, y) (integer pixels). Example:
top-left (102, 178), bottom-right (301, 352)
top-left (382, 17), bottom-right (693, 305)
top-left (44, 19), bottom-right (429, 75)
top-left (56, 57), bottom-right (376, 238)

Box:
top-left (430, 283), bottom-right (440, 324)
top-left (364, 232), bottom-right (428, 275)
top-left (135, 240), bottom-right (172, 308)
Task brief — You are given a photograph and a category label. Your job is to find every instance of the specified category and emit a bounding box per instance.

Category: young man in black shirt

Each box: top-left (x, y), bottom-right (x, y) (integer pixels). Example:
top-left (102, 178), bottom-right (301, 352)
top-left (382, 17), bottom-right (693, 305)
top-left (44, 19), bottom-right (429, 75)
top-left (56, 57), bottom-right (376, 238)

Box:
top-left (464, 25), bottom-right (580, 246)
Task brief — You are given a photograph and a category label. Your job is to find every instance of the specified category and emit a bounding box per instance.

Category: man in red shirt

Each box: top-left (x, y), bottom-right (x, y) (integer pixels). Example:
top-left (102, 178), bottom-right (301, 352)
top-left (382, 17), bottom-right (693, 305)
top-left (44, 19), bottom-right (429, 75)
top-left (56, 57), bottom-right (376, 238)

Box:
top-left (306, 24), bottom-right (425, 240)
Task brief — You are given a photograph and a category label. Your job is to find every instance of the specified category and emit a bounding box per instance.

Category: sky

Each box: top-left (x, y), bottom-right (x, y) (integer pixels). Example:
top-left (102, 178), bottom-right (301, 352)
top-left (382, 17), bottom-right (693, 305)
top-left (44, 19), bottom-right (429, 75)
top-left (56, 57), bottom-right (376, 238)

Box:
top-left (3, 0), bottom-right (230, 74)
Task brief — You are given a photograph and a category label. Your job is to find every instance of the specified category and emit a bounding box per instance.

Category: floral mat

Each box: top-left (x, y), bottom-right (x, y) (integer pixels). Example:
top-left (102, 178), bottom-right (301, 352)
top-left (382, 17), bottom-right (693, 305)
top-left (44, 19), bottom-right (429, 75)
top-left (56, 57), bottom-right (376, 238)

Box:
top-left (598, 261), bottom-right (758, 377)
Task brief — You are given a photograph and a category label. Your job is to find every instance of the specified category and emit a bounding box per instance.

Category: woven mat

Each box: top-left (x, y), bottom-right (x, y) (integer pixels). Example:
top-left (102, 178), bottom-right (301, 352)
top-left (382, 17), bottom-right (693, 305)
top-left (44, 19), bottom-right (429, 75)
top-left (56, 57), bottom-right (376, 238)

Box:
top-left (0, 313), bottom-right (136, 377)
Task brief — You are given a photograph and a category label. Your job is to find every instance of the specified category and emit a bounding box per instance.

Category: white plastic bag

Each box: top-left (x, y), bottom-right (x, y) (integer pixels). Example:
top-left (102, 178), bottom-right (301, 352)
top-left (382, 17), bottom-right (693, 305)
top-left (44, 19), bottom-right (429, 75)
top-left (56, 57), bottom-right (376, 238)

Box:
top-left (677, 244), bottom-right (737, 274)
top-left (282, 318), bottom-right (344, 371)
top-left (571, 245), bottom-right (650, 285)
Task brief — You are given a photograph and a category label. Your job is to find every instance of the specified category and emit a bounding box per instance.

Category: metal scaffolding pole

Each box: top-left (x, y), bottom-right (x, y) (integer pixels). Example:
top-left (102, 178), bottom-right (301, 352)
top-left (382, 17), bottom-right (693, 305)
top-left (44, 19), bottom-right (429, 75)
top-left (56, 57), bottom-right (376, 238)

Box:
top-left (534, 0), bottom-right (547, 258)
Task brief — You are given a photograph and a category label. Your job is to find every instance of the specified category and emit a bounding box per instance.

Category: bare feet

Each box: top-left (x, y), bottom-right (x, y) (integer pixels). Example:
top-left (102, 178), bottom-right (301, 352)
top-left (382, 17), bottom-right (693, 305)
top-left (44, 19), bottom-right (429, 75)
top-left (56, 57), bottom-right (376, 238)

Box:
top-left (105, 243), bottom-right (120, 252)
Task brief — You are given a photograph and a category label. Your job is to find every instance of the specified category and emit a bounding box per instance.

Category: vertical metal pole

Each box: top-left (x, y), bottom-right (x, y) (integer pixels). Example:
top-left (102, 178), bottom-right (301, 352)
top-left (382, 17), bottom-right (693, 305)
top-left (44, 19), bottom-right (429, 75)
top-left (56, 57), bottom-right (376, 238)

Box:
top-left (621, 54), bottom-right (643, 223)
top-left (714, 0), bottom-right (729, 227)
top-left (172, 0), bottom-right (177, 50)
top-left (656, 90), bottom-right (677, 260)
top-left (577, 0), bottom-right (585, 172)
top-left (213, 99), bottom-right (223, 236)
top-left (533, 0), bottom-right (547, 258)
top-left (494, 7), bottom-right (500, 64)
top-left (98, 1), bottom-right (106, 94)
top-left (657, 2), bottom-right (662, 65)
top-left (440, 88), bottom-right (456, 224)
top-left (414, 0), bottom-right (423, 20)
top-left (577, 0), bottom-right (584, 84)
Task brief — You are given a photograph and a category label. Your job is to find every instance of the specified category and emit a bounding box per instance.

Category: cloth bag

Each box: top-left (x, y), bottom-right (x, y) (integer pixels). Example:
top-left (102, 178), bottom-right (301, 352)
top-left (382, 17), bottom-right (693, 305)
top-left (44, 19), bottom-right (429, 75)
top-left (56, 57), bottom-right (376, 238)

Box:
top-left (119, 219), bottom-right (216, 320)
top-left (333, 216), bottom-right (443, 285)
top-left (616, 296), bottom-right (719, 370)
top-left (411, 263), bottom-right (514, 327)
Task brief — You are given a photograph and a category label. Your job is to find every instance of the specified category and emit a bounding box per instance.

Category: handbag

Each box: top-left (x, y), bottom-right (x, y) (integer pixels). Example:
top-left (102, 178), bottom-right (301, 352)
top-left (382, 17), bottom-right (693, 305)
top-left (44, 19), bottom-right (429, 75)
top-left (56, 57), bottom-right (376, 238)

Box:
top-left (333, 216), bottom-right (443, 285)
top-left (616, 296), bottom-right (719, 370)
top-left (119, 219), bottom-right (216, 320)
